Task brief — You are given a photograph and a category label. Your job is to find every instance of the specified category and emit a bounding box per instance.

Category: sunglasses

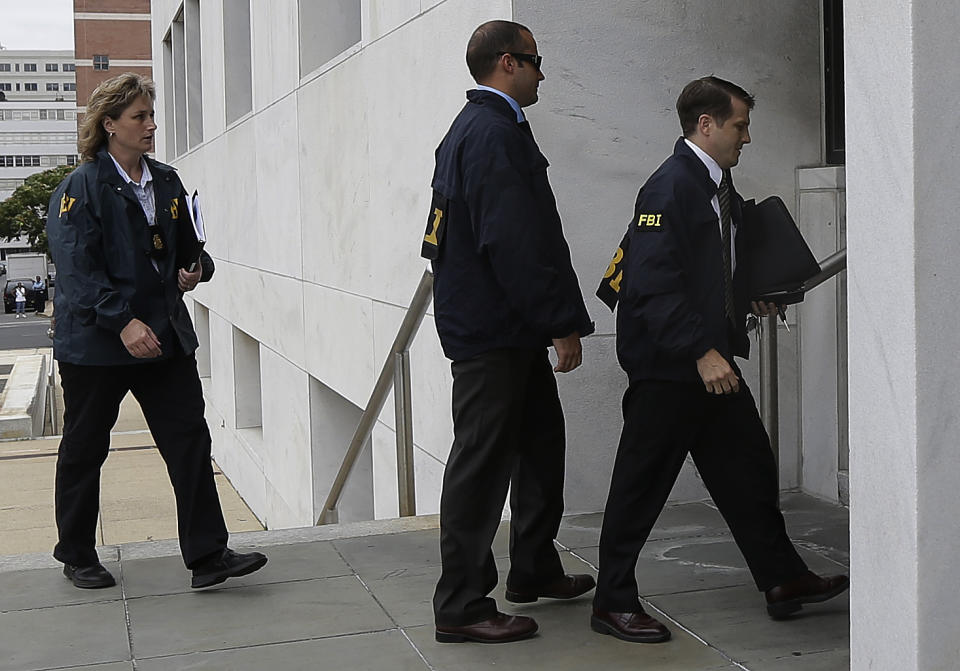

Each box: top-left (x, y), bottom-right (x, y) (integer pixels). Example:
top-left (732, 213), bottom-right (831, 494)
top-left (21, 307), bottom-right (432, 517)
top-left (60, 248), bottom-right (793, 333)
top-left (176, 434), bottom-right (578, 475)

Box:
top-left (497, 52), bottom-right (543, 70)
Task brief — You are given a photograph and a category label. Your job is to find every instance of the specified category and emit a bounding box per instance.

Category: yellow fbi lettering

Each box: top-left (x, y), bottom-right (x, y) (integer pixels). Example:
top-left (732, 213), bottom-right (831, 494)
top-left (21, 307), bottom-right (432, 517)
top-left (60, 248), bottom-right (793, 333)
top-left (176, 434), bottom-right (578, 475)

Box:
top-left (59, 194), bottom-right (76, 216)
top-left (636, 213), bottom-right (662, 228)
top-left (424, 207), bottom-right (443, 246)
top-left (169, 198), bottom-right (179, 219)
top-left (603, 246), bottom-right (624, 293)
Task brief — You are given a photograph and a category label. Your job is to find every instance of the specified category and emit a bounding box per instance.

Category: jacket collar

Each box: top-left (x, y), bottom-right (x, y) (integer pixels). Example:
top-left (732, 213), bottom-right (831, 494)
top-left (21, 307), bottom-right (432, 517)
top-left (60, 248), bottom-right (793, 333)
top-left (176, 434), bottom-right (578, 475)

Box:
top-left (672, 137), bottom-right (732, 198)
top-left (96, 148), bottom-right (175, 186)
top-left (466, 89), bottom-right (524, 124)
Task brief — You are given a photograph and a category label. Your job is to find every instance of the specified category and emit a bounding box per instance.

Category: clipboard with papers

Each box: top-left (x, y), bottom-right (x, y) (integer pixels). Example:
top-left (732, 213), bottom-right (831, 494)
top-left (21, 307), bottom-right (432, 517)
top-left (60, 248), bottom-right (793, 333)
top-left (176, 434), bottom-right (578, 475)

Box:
top-left (177, 190), bottom-right (207, 272)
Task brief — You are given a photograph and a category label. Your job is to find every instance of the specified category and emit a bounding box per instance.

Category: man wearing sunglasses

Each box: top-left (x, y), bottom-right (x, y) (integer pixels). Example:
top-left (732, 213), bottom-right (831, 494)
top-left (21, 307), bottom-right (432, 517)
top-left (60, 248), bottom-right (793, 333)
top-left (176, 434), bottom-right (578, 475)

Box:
top-left (423, 20), bottom-right (595, 644)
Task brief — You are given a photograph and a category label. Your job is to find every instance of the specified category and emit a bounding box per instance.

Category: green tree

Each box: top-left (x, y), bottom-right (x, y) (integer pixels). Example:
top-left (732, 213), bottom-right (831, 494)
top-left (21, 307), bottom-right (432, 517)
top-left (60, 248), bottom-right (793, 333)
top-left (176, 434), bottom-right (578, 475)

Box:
top-left (0, 165), bottom-right (75, 256)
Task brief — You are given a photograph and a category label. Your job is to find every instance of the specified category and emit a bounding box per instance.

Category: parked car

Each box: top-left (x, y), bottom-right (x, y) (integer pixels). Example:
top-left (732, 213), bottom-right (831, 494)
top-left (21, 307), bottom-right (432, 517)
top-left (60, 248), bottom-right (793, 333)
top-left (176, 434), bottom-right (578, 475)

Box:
top-left (3, 279), bottom-right (38, 313)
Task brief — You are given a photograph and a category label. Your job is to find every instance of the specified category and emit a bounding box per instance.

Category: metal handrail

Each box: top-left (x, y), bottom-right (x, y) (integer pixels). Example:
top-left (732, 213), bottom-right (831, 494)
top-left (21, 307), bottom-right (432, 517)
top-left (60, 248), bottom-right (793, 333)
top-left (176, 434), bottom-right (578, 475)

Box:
top-left (316, 268), bottom-right (434, 525)
top-left (761, 247), bottom-right (847, 490)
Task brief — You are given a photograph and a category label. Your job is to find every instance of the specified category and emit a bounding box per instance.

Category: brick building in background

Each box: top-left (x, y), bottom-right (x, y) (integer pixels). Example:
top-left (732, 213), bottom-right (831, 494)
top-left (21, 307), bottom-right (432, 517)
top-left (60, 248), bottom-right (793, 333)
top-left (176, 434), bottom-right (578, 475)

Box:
top-left (73, 0), bottom-right (152, 112)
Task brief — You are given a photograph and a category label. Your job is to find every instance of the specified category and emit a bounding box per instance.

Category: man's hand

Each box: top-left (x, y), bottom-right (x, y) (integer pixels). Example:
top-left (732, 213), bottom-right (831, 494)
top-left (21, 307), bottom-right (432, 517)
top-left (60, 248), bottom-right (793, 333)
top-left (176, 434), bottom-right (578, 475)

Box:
top-left (750, 300), bottom-right (780, 317)
top-left (696, 348), bottom-right (739, 394)
top-left (178, 267), bottom-right (202, 292)
top-left (120, 318), bottom-right (162, 359)
top-left (552, 332), bottom-right (582, 373)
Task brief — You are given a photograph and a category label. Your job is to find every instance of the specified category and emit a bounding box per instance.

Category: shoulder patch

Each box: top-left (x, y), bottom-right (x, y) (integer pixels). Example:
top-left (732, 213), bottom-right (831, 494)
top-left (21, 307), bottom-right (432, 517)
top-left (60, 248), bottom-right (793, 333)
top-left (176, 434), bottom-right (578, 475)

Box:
top-left (59, 193), bottom-right (76, 216)
top-left (636, 213), bottom-right (663, 230)
top-left (596, 231), bottom-right (630, 311)
top-left (421, 190), bottom-right (449, 260)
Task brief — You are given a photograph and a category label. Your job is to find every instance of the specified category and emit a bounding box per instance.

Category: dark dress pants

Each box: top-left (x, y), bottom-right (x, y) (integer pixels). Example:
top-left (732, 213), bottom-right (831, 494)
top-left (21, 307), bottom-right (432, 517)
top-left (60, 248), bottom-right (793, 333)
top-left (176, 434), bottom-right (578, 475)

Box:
top-left (433, 348), bottom-right (567, 626)
top-left (53, 354), bottom-right (228, 569)
top-left (595, 378), bottom-right (808, 613)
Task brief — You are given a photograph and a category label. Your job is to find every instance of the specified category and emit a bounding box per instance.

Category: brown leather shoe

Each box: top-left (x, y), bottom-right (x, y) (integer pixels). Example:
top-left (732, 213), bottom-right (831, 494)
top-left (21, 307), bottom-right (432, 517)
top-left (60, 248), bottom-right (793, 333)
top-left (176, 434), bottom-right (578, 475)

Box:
top-left (590, 607), bottom-right (671, 643)
top-left (765, 570), bottom-right (849, 618)
top-left (435, 612), bottom-right (538, 643)
top-left (505, 573), bottom-right (596, 603)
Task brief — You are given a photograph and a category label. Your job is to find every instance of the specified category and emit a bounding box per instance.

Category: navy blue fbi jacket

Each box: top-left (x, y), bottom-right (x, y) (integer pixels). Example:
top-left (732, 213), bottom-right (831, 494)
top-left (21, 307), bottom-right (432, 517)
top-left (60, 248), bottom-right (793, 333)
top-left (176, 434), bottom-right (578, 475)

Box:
top-left (46, 149), bottom-right (212, 366)
top-left (612, 138), bottom-right (752, 384)
top-left (424, 90), bottom-right (593, 361)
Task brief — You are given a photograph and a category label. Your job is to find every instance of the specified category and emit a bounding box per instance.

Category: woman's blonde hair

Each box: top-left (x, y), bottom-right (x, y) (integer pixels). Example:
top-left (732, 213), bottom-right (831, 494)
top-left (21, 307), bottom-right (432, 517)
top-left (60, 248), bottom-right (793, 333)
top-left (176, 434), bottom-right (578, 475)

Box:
top-left (77, 73), bottom-right (156, 162)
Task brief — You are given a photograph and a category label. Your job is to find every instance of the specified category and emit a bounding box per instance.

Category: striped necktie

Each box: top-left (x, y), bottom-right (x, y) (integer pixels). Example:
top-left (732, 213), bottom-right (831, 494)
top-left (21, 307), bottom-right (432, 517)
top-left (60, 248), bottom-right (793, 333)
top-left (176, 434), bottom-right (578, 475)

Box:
top-left (717, 172), bottom-right (736, 322)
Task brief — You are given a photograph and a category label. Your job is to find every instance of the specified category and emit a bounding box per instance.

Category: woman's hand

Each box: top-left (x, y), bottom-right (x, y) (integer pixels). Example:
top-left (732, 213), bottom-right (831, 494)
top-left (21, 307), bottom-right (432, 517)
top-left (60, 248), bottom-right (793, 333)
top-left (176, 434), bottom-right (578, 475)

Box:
top-left (120, 318), bottom-right (162, 358)
top-left (178, 267), bottom-right (202, 292)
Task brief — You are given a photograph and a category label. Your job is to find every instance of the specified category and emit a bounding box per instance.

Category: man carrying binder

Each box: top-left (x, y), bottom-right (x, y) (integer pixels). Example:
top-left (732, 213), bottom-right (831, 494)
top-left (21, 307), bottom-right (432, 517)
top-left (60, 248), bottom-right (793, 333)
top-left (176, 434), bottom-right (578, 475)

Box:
top-left (590, 76), bottom-right (848, 643)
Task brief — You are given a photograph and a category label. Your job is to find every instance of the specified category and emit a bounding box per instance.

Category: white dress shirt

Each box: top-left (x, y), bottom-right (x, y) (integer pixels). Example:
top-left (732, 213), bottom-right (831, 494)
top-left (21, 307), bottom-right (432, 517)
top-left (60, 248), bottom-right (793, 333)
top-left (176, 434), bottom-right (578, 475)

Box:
top-left (108, 153), bottom-right (160, 272)
top-left (684, 138), bottom-right (736, 272)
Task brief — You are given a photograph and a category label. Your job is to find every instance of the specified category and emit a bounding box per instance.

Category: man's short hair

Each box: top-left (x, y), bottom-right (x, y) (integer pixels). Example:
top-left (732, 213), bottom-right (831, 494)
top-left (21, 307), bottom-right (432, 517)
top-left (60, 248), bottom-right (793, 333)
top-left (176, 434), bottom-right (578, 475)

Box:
top-left (466, 20), bottom-right (533, 82)
top-left (677, 76), bottom-right (755, 137)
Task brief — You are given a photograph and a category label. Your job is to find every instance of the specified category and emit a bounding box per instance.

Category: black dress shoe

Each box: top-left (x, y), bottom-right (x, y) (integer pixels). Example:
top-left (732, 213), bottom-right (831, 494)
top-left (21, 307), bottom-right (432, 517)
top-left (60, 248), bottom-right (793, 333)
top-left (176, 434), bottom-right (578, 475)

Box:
top-left (505, 573), bottom-right (596, 603)
top-left (191, 548), bottom-right (268, 589)
top-left (590, 607), bottom-right (671, 643)
top-left (63, 563), bottom-right (116, 589)
top-left (765, 570), bottom-right (850, 618)
top-left (436, 612), bottom-right (538, 643)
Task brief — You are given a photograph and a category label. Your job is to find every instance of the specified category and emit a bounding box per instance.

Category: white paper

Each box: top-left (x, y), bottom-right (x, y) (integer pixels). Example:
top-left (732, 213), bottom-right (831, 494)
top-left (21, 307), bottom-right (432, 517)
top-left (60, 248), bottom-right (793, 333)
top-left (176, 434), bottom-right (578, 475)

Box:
top-left (190, 190), bottom-right (206, 242)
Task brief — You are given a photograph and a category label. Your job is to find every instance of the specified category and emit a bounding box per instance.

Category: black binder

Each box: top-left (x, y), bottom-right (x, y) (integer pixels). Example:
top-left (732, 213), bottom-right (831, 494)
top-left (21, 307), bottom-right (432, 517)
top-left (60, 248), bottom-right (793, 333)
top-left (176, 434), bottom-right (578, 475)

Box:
top-left (740, 196), bottom-right (820, 305)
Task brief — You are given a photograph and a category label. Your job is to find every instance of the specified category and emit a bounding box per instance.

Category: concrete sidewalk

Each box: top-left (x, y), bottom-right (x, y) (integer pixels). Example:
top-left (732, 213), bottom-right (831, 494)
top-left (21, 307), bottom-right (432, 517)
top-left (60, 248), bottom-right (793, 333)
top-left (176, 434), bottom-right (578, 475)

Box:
top-left (0, 493), bottom-right (850, 671)
top-left (0, 374), bottom-right (263, 557)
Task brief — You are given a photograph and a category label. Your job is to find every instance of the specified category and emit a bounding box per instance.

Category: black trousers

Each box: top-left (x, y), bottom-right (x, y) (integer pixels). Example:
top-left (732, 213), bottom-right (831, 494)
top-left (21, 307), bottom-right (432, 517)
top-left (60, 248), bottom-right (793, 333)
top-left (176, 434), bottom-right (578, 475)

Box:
top-left (54, 354), bottom-right (228, 569)
top-left (594, 378), bottom-right (808, 612)
top-left (433, 348), bottom-right (567, 626)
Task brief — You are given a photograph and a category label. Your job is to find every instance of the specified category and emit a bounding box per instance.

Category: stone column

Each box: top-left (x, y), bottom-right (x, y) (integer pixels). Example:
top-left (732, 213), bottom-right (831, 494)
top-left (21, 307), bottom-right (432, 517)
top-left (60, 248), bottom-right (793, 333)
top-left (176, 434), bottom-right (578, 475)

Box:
top-left (846, 1), bottom-right (960, 668)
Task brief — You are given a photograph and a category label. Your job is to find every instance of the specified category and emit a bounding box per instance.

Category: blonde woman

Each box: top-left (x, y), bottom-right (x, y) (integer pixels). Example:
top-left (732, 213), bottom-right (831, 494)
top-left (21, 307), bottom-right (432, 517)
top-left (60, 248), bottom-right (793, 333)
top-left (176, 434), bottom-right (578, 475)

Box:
top-left (46, 73), bottom-right (266, 590)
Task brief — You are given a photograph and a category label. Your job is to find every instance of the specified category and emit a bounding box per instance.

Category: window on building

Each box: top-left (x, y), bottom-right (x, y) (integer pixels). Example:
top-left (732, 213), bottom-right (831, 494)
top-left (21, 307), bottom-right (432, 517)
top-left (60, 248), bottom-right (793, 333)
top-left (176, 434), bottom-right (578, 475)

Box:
top-left (194, 304), bottom-right (211, 377)
top-left (39, 110), bottom-right (47, 119)
top-left (46, 83), bottom-right (60, 91)
top-left (63, 63), bottom-right (75, 72)
top-left (824, 0), bottom-right (844, 164)
top-left (93, 55), bottom-right (109, 71)
top-left (23, 63), bottom-right (37, 72)
top-left (63, 82), bottom-right (76, 91)
top-left (223, 1), bottom-right (253, 125)
top-left (165, 12), bottom-right (189, 157)
top-left (298, 0), bottom-right (361, 76)
top-left (0, 64), bottom-right (10, 72)
top-left (0, 83), bottom-right (9, 91)
top-left (232, 328), bottom-right (263, 430)
top-left (185, 0), bottom-right (204, 148)
top-left (45, 63), bottom-right (58, 72)
top-left (56, 109), bottom-right (65, 120)
top-left (67, 155), bottom-right (78, 166)
top-left (24, 83), bottom-right (38, 91)
top-left (0, 156), bottom-right (12, 167)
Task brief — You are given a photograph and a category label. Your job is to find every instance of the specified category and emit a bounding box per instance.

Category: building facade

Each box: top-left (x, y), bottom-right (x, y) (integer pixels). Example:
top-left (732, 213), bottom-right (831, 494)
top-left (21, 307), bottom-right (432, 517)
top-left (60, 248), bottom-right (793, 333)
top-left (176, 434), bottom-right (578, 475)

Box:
top-left (151, 0), bottom-right (833, 526)
top-left (0, 50), bottom-right (77, 104)
top-left (74, 0), bottom-right (152, 111)
top-left (0, 49), bottom-right (79, 202)
top-left (150, 1), bottom-right (960, 667)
